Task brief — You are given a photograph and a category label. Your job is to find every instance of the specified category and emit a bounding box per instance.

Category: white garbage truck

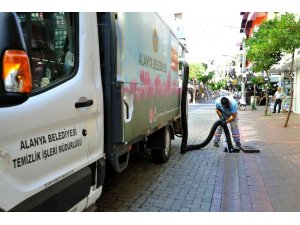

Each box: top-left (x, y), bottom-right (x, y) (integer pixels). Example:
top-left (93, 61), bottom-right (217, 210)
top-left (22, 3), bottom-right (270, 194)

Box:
top-left (0, 12), bottom-right (188, 211)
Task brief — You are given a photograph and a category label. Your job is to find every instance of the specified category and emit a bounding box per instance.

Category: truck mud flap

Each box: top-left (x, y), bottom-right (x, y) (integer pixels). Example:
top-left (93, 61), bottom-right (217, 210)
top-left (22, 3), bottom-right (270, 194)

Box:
top-left (90, 158), bottom-right (106, 188)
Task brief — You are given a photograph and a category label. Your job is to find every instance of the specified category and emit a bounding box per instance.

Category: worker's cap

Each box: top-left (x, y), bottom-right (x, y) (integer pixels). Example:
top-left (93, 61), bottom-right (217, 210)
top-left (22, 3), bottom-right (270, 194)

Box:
top-left (221, 97), bottom-right (229, 108)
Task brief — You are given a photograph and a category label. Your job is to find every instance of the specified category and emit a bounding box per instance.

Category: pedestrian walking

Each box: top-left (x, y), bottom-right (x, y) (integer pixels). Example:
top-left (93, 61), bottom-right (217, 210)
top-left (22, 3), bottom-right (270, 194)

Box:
top-left (272, 87), bottom-right (286, 113)
top-left (213, 96), bottom-right (241, 148)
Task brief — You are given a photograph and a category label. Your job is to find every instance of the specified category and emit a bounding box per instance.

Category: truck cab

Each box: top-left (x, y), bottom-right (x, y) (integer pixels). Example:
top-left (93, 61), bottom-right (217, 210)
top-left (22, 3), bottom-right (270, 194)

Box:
top-left (0, 12), bottom-right (105, 212)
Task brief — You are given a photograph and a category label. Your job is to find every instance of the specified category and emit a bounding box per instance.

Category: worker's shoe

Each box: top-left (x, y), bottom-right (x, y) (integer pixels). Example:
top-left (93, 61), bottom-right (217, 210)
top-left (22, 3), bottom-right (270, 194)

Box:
top-left (235, 142), bottom-right (242, 149)
top-left (213, 142), bottom-right (219, 147)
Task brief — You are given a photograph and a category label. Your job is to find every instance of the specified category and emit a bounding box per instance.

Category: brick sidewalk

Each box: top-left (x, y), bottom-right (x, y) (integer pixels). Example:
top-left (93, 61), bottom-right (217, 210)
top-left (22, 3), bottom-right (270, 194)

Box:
top-left (236, 106), bottom-right (300, 211)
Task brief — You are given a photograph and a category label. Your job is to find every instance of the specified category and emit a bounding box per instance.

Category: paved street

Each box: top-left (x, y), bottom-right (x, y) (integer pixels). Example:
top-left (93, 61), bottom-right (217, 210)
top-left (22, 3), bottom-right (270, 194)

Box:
top-left (96, 100), bottom-right (300, 212)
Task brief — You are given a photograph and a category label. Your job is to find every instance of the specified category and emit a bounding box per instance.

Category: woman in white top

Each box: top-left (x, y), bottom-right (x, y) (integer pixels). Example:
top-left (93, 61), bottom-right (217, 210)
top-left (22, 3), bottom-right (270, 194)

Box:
top-left (273, 87), bottom-right (286, 113)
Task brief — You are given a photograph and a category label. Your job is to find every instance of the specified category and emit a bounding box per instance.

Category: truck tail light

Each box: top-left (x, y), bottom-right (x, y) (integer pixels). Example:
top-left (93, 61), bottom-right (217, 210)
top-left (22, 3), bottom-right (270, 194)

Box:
top-left (2, 50), bottom-right (32, 93)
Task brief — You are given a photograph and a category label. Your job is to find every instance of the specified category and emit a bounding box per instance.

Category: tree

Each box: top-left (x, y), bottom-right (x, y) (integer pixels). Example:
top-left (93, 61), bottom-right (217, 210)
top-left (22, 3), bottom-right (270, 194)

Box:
top-left (246, 18), bottom-right (282, 116)
top-left (189, 63), bottom-right (206, 103)
top-left (199, 71), bottom-right (214, 101)
top-left (250, 75), bottom-right (264, 109)
top-left (274, 13), bottom-right (300, 127)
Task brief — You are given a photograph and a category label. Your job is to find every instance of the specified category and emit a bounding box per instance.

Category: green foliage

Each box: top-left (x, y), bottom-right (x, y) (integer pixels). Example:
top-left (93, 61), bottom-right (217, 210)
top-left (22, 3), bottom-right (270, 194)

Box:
top-left (250, 75), bottom-right (264, 88)
top-left (267, 83), bottom-right (276, 92)
top-left (246, 13), bottom-right (300, 72)
top-left (246, 19), bottom-right (282, 73)
top-left (276, 13), bottom-right (300, 54)
top-left (199, 71), bottom-right (214, 84)
top-left (208, 79), bottom-right (226, 91)
top-left (189, 63), bottom-right (213, 85)
top-left (189, 63), bottom-right (206, 81)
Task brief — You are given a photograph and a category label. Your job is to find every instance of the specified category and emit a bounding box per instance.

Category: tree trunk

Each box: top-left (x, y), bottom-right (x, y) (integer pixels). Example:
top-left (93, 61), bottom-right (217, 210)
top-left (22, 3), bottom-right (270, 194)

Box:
top-left (284, 88), bottom-right (294, 127)
top-left (284, 51), bottom-right (295, 127)
top-left (193, 78), bottom-right (196, 104)
top-left (204, 84), bottom-right (209, 101)
top-left (264, 70), bottom-right (270, 116)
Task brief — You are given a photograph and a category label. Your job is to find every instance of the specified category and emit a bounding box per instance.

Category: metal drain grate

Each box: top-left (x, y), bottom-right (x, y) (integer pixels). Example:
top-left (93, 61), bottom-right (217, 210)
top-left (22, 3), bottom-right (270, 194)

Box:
top-left (240, 146), bottom-right (260, 153)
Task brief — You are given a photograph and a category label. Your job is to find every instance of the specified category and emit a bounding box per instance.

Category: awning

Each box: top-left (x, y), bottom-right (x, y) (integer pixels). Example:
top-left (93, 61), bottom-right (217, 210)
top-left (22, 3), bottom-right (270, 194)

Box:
top-left (240, 12), bottom-right (269, 41)
top-left (247, 12), bottom-right (268, 37)
top-left (251, 12), bottom-right (268, 26)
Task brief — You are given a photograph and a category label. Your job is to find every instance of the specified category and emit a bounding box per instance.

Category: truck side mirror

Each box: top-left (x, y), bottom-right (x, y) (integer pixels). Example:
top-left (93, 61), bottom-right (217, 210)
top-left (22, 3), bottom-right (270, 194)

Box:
top-left (0, 13), bottom-right (32, 107)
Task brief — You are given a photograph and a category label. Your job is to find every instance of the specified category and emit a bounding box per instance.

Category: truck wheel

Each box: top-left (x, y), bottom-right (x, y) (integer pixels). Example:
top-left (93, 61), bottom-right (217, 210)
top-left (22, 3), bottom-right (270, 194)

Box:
top-left (151, 126), bottom-right (171, 163)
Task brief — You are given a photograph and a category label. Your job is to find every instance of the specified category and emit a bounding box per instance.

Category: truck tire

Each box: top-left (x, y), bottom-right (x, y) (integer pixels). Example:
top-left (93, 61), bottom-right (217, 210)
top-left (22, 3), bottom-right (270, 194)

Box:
top-left (151, 126), bottom-right (171, 163)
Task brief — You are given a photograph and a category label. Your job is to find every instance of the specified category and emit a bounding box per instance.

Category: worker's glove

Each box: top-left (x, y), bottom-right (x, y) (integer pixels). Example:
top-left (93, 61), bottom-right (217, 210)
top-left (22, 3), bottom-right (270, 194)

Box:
top-left (220, 117), bottom-right (227, 126)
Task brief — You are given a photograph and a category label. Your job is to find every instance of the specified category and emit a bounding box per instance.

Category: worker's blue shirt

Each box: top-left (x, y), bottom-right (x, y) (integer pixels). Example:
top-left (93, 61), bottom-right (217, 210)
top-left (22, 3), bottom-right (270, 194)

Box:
top-left (215, 96), bottom-right (238, 118)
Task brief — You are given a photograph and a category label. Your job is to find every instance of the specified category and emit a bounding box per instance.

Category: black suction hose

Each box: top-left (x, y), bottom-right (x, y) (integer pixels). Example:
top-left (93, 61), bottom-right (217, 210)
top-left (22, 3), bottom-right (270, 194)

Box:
top-left (186, 119), bottom-right (222, 151)
top-left (178, 59), bottom-right (236, 154)
top-left (222, 122), bottom-right (234, 153)
top-left (184, 120), bottom-right (235, 153)
top-left (180, 61), bottom-right (189, 154)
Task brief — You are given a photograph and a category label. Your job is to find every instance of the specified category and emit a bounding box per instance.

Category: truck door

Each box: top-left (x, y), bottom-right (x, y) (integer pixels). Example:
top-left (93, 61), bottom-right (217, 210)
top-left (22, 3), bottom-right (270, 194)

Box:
top-left (0, 13), bottom-right (103, 211)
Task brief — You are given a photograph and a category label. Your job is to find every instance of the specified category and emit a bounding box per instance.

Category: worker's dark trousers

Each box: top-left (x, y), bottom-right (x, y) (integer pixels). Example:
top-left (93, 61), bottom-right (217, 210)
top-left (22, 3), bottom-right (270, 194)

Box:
top-left (273, 99), bottom-right (282, 113)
